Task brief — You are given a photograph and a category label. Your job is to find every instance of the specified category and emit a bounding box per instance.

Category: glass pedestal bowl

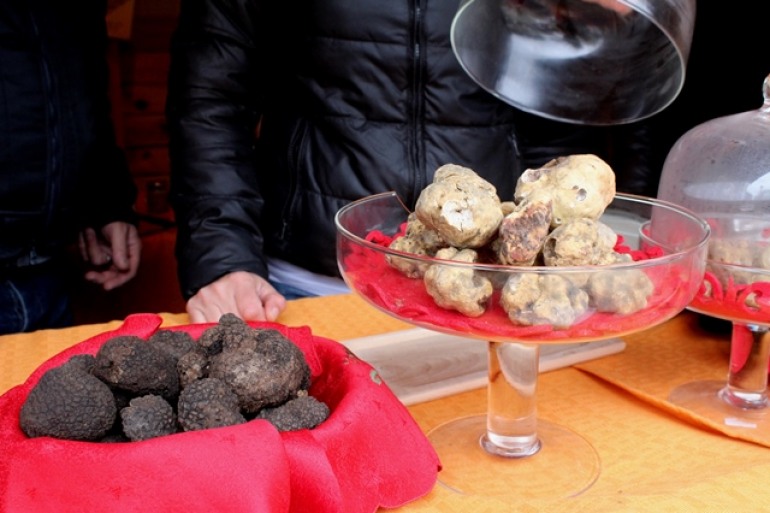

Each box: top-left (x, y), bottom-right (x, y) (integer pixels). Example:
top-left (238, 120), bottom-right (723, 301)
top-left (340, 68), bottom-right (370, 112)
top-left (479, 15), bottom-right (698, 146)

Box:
top-left (335, 191), bottom-right (709, 498)
top-left (669, 221), bottom-right (770, 430)
top-left (658, 74), bottom-right (770, 434)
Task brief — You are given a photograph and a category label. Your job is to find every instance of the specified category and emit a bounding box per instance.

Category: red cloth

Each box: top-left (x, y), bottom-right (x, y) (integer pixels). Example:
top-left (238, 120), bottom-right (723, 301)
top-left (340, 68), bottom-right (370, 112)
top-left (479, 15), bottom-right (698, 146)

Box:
top-left (343, 248), bottom-right (691, 343)
top-left (0, 314), bottom-right (440, 513)
top-left (692, 271), bottom-right (770, 323)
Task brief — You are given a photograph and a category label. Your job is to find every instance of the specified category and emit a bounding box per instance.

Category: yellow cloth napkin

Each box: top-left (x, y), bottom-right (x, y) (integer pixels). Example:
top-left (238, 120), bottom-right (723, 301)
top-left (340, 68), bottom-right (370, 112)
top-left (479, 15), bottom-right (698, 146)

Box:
top-left (572, 312), bottom-right (770, 447)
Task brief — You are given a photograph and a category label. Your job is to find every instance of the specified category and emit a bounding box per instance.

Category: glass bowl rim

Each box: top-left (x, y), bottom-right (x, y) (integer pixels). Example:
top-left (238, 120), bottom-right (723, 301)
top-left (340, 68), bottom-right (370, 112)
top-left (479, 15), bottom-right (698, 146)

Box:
top-left (335, 191), bottom-right (711, 274)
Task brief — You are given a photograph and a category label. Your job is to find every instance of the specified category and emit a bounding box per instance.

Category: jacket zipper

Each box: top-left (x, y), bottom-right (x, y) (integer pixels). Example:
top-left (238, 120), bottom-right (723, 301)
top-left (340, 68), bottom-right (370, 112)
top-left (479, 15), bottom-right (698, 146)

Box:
top-left (409, 0), bottom-right (427, 206)
top-left (279, 120), bottom-right (306, 242)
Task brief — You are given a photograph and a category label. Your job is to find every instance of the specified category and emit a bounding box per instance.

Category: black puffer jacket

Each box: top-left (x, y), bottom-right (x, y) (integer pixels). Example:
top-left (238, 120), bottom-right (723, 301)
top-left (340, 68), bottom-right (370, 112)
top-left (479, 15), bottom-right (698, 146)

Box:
top-left (167, 0), bottom-right (654, 299)
top-left (0, 0), bottom-right (137, 267)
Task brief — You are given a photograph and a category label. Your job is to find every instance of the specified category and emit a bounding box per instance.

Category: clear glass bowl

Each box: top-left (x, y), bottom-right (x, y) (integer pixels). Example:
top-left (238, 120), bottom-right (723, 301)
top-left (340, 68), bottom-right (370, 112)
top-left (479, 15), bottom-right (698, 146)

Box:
top-left (657, 74), bottom-right (770, 430)
top-left (335, 191), bottom-right (709, 498)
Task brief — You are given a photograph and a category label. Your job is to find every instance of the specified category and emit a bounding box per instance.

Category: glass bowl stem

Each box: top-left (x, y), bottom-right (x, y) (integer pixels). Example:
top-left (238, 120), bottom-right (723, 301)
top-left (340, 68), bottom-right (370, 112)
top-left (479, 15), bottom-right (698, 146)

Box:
top-left (721, 323), bottom-right (770, 409)
top-left (483, 341), bottom-right (541, 457)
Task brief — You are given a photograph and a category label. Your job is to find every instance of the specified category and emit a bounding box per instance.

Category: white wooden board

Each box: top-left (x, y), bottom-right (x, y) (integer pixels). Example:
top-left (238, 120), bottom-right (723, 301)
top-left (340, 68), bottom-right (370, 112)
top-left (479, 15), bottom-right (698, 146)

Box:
top-left (342, 329), bottom-right (625, 405)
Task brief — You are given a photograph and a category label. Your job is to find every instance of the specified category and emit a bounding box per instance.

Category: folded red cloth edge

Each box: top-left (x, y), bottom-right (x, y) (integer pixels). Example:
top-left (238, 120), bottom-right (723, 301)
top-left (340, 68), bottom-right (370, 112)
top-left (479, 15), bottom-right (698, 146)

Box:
top-left (0, 313), bottom-right (440, 513)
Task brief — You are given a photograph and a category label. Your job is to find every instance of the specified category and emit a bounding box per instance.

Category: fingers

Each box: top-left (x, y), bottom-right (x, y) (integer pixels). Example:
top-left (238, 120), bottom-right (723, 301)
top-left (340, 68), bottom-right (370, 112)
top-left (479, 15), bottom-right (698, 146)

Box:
top-left (80, 227), bottom-right (112, 266)
top-left (581, 0), bottom-right (633, 15)
top-left (236, 288), bottom-right (287, 322)
top-left (82, 222), bottom-right (143, 291)
top-left (81, 230), bottom-right (288, 325)
top-left (185, 271), bottom-right (288, 323)
top-left (77, 230), bottom-right (89, 262)
top-left (187, 297), bottom-right (227, 324)
top-left (261, 290), bottom-right (287, 322)
top-left (103, 223), bottom-right (130, 270)
top-left (115, 224), bottom-right (142, 283)
top-left (186, 286), bottom-right (236, 323)
top-left (252, 277), bottom-right (287, 321)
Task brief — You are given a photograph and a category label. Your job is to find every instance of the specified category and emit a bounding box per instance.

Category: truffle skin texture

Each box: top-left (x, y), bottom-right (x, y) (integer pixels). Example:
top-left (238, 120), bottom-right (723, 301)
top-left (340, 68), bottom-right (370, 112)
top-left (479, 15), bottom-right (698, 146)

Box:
top-left (120, 394), bottom-right (177, 441)
top-left (177, 377), bottom-right (246, 432)
top-left (148, 330), bottom-right (197, 362)
top-left (387, 213), bottom-right (447, 278)
top-left (587, 269), bottom-right (654, 315)
top-left (415, 163), bottom-right (503, 248)
top-left (177, 349), bottom-right (210, 389)
top-left (65, 354), bottom-right (97, 374)
top-left (257, 395), bottom-right (330, 432)
top-left (500, 273), bottom-right (590, 329)
top-left (541, 218), bottom-right (618, 267)
top-left (20, 356), bottom-right (117, 441)
top-left (424, 247), bottom-right (493, 317)
top-left (209, 331), bottom-right (312, 413)
top-left (388, 234), bottom-right (434, 278)
top-left (92, 335), bottom-right (180, 401)
top-left (494, 200), bottom-right (552, 265)
top-left (514, 154), bottom-right (615, 228)
top-left (709, 238), bottom-right (770, 287)
top-left (197, 313), bottom-right (264, 354)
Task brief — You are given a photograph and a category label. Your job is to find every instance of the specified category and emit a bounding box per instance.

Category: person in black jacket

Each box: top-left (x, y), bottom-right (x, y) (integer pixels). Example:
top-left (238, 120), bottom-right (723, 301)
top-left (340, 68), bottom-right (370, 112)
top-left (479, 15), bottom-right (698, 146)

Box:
top-left (166, 0), bottom-right (657, 324)
top-left (0, 0), bottom-right (141, 334)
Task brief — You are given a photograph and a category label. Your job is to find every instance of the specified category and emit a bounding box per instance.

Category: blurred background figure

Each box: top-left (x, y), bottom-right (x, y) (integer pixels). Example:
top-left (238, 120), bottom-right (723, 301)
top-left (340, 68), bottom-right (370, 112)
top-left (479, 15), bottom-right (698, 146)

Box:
top-left (0, 0), bottom-right (142, 334)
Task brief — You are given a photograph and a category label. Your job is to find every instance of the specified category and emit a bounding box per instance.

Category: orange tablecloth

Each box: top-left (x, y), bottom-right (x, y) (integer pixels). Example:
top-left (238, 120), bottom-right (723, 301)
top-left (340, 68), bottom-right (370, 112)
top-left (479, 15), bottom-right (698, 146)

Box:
top-left (1, 294), bottom-right (767, 512)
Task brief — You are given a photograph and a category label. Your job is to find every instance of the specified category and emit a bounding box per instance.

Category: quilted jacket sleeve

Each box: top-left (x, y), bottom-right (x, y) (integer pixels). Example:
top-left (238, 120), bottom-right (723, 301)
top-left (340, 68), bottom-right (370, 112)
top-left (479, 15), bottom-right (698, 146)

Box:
top-left (166, 0), bottom-right (267, 299)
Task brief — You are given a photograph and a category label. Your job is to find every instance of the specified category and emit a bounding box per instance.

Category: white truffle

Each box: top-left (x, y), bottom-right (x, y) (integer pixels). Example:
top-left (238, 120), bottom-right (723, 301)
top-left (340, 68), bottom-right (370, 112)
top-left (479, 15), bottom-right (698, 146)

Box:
top-left (514, 154), bottom-right (615, 228)
top-left (415, 164), bottom-right (503, 248)
top-left (541, 218), bottom-right (618, 267)
top-left (387, 213), bottom-right (447, 278)
top-left (500, 273), bottom-right (590, 328)
top-left (494, 200), bottom-right (552, 266)
top-left (424, 247), bottom-right (493, 317)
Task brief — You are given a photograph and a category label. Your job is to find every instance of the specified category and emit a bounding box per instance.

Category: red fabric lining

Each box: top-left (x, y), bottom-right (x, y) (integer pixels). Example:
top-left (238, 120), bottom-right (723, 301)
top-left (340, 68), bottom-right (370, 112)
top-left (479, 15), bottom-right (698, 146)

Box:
top-left (692, 271), bottom-right (770, 324)
top-left (0, 314), bottom-right (440, 513)
top-left (343, 246), bottom-right (689, 342)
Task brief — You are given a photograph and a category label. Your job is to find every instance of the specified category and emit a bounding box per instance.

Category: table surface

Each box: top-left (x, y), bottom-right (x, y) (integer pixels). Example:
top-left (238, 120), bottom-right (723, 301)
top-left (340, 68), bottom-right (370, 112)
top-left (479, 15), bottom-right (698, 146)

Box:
top-left (1, 294), bottom-right (766, 512)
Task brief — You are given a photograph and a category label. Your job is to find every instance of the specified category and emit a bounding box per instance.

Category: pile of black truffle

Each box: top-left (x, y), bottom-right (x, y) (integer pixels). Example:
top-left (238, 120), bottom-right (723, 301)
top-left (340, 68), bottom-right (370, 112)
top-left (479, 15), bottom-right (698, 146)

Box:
top-left (19, 314), bottom-right (330, 442)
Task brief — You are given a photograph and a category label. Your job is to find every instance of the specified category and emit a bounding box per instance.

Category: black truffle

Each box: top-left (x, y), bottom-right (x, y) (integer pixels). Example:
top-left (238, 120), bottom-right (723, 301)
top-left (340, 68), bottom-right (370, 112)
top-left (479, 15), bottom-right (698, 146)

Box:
top-left (20, 355), bottom-right (117, 441)
top-left (197, 313), bottom-right (260, 354)
top-left (177, 377), bottom-right (246, 432)
top-left (19, 316), bottom-right (329, 444)
top-left (120, 394), bottom-right (177, 441)
top-left (208, 331), bottom-right (311, 414)
top-left (257, 395), bottom-right (330, 431)
top-left (65, 353), bottom-right (97, 373)
top-left (93, 335), bottom-right (180, 401)
top-left (148, 329), bottom-right (197, 361)
top-left (177, 349), bottom-right (209, 389)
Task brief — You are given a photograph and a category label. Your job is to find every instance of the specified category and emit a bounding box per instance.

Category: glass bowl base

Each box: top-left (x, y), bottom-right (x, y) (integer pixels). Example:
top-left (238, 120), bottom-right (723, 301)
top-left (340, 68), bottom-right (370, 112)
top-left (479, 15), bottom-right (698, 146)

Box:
top-left (428, 414), bottom-right (600, 498)
top-left (668, 380), bottom-right (770, 431)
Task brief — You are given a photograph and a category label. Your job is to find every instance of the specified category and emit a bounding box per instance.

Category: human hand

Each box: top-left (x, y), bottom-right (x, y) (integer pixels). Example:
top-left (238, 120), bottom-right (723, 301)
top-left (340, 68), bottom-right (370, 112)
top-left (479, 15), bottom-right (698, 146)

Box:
top-left (581, 0), bottom-right (633, 15)
top-left (186, 271), bottom-right (287, 324)
top-left (79, 222), bottom-right (142, 291)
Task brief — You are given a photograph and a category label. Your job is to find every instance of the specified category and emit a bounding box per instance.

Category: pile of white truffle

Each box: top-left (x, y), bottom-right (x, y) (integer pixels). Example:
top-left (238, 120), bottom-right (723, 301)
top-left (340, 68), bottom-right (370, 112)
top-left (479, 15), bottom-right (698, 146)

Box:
top-left (707, 238), bottom-right (770, 309)
top-left (386, 154), bottom-right (655, 329)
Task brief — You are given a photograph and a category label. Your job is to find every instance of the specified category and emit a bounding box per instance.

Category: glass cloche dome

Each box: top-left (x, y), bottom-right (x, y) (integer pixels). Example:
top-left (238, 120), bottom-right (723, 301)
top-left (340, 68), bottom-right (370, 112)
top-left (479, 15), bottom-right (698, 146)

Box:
top-left (657, 72), bottom-right (770, 324)
top-left (658, 73), bottom-right (770, 217)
